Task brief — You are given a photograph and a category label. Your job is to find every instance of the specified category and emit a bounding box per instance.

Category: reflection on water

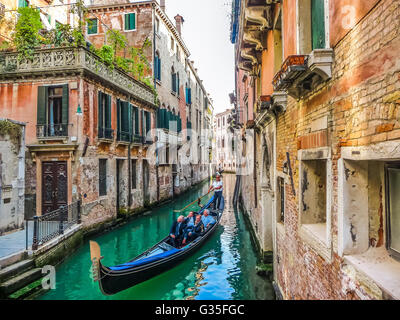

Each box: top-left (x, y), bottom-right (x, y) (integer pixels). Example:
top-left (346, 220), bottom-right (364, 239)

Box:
top-left (39, 175), bottom-right (274, 300)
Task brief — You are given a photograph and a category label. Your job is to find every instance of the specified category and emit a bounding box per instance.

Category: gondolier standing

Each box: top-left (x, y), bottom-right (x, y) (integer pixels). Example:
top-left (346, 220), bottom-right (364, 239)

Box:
top-left (208, 173), bottom-right (223, 210)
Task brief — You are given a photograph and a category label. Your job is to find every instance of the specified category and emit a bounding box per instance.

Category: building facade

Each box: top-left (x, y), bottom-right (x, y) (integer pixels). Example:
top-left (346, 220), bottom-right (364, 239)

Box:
top-left (85, 0), bottom-right (213, 200)
top-left (213, 109), bottom-right (237, 173)
top-left (0, 0), bottom-right (213, 233)
top-left (232, 0), bottom-right (400, 299)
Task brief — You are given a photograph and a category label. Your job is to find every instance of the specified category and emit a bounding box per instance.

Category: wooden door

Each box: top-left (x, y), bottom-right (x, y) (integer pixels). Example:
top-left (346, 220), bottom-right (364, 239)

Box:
top-left (42, 162), bottom-right (68, 214)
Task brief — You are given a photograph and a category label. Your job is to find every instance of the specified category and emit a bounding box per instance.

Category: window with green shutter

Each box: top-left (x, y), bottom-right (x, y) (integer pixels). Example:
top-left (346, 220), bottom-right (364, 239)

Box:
top-left (87, 18), bottom-right (98, 35)
top-left (37, 85), bottom-right (69, 138)
top-left (18, 0), bottom-right (29, 8)
top-left (311, 0), bottom-right (326, 50)
top-left (117, 100), bottom-right (131, 142)
top-left (124, 13), bottom-right (136, 31)
top-left (98, 91), bottom-right (113, 140)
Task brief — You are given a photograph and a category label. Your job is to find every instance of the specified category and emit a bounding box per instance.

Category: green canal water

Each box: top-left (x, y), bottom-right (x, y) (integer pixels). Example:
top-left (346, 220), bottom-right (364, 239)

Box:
top-left (38, 174), bottom-right (274, 300)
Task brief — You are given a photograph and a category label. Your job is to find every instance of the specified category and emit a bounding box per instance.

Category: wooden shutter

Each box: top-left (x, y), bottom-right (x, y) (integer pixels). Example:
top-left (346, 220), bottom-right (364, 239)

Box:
top-left (157, 57), bottom-right (161, 81)
top-left (311, 0), bottom-right (326, 50)
top-left (130, 13), bottom-right (136, 30)
top-left (146, 111), bottom-right (151, 135)
top-left (105, 94), bottom-right (111, 130)
top-left (125, 14), bottom-right (129, 30)
top-left (98, 91), bottom-right (103, 134)
top-left (62, 84), bottom-right (69, 125)
top-left (134, 107), bottom-right (139, 134)
top-left (117, 99), bottom-right (121, 137)
top-left (122, 101), bottom-right (130, 137)
top-left (37, 86), bottom-right (48, 126)
top-left (172, 73), bottom-right (176, 92)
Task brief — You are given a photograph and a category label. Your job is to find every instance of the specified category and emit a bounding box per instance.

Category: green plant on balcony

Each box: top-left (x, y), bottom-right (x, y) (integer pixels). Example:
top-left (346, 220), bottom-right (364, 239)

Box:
top-left (13, 7), bottom-right (44, 60)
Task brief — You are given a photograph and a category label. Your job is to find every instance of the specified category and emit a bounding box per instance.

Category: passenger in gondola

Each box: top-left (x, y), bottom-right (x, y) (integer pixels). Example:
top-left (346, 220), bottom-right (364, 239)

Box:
top-left (169, 215), bottom-right (186, 248)
top-left (185, 211), bottom-right (196, 228)
top-left (182, 214), bottom-right (204, 245)
top-left (201, 209), bottom-right (216, 231)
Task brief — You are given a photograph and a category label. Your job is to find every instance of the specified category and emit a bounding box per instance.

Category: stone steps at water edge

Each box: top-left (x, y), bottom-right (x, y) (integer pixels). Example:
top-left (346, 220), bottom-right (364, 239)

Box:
top-left (0, 259), bottom-right (34, 283)
top-left (7, 278), bottom-right (49, 300)
top-left (0, 268), bottom-right (43, 297)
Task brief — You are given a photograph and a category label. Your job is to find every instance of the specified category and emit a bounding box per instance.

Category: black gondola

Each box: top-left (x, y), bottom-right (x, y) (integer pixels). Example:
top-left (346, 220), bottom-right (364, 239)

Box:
top-left (90, 194), bottom-right (225, 296)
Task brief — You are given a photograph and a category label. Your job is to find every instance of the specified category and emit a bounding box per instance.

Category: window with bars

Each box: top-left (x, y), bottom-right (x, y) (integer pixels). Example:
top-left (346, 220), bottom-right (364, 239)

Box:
top-left (99, 159), bottom-right (107, 196)
top-left (124, 13), bottom-right (136, 31)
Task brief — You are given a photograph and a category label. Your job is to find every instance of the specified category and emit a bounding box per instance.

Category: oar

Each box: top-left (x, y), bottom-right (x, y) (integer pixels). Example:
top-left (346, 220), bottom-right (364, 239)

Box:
top-left (173, 192), bottom-right (210, 213)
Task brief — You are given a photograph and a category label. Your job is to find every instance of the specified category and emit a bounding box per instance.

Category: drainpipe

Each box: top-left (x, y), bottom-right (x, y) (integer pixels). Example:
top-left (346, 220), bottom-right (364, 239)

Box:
top-left (153, 6), bottom-right (160, 202)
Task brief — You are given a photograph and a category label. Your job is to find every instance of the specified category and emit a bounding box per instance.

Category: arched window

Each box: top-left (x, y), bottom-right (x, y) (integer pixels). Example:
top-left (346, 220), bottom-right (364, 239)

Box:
top-left (155, 51), bottom-right (161, 81)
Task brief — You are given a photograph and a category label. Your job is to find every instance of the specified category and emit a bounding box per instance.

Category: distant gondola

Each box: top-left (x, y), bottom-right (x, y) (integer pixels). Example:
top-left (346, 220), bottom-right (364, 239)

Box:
top-left (90, 194), bottom-right (225, 296)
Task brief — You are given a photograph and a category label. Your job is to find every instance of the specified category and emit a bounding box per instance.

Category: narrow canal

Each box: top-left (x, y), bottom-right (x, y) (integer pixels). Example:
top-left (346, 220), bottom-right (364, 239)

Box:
top-left (38, 174), bottom-right (274, 300)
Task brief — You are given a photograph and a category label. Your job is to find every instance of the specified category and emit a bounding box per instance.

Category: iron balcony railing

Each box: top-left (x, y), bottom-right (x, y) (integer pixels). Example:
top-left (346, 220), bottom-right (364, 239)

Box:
top-left (132, 134), bottom-right (143, 144)
top-left (117, 130), bottom-right (131, 143)
top-left (32, 200), bottom-right (81, 250)
top-left (37, 123), bottom-right (69, 138)
top-left (98, 127), bottom-right (114, 140)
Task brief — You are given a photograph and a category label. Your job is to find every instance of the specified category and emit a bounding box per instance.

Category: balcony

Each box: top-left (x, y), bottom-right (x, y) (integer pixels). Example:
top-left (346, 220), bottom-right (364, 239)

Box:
top-left (37, 124), bottom-right (69, 140)
top-left (0, 46), bottom-right (157, 107)
top-left (272, 55), bottom-right (308, 92)
top-left (117, 131), bottom-right (131, 144)
top-left (273, 49), bottom-right (334, 99)
top-left (98, 127), bottom-right (114, 142)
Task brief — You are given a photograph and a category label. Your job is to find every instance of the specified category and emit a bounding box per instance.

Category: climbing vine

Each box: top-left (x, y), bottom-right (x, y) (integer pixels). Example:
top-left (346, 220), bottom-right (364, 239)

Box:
top-left (0, 120), bottom-right (22, 148)
top-left (13, 7), bottom-right (44, 60)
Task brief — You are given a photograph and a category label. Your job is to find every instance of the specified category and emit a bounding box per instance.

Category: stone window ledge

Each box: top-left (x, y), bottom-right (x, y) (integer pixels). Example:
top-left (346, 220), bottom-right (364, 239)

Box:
top-left (344, 247), bottom-right (400, 300)
top-left (299, 223), bottom-right (332, 262)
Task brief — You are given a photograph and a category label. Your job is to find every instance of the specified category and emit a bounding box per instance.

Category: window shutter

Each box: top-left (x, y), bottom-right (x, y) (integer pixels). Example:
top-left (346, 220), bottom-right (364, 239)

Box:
top-left (106, 95), bottom-right (112, 129)
top-left (127, 102), bottom-right (132, 141)
top-left (158, 58), bottom-right (161, 81)
top-left (122, 101), bottom-right (129, 138)
top-left (117, 99), bottom-right (121, 137)
top-left (146, 111), bottom-right (151, 136)
top-left (130, 13), bottom-right (136, 30)
top-left (125, 14), bottom-right (129, 30)
top-left (62, 84), bottom-right (69, 125)
top-left (134, 107), bottom-right (139, 134)
top-left (311, 0), bottom-right (326, 50)
top-left (37, 86), bottom-right (48, 125)
top-left (172, 73), bottom-right (176, 92)
top-left (98, 92), bottom-right (103, 135)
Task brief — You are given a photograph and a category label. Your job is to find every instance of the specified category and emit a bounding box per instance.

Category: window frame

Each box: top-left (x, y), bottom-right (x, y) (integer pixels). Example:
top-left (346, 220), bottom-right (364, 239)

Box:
top-left (385, 162), bottom-right (400, 261)
top-left (298, 147), bottom-right (332, 262)
top-left (124, 12), bottom-right (136, 31)
top-left (99, 159), bottom-right (107, 197)
top-left (131, 159), bottom-right (137, 190)
top-left (87, 18), bottom-right (98, 35)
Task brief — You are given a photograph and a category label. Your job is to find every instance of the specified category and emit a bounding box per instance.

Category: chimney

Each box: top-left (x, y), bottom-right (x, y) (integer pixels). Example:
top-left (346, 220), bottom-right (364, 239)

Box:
top-left (174, 14), bottom-right (184, 36)
top-left (160, 0), bottom-right (165, 11)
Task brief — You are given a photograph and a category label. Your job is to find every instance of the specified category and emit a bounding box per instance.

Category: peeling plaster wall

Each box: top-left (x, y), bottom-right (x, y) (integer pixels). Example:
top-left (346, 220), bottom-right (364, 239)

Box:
top-left (0, 131), bottom-right (25, 234)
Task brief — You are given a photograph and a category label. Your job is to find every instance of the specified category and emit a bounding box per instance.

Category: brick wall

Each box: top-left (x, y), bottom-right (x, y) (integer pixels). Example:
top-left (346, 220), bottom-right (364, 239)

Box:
top-left (275, 0), bottom-right (400, 299)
